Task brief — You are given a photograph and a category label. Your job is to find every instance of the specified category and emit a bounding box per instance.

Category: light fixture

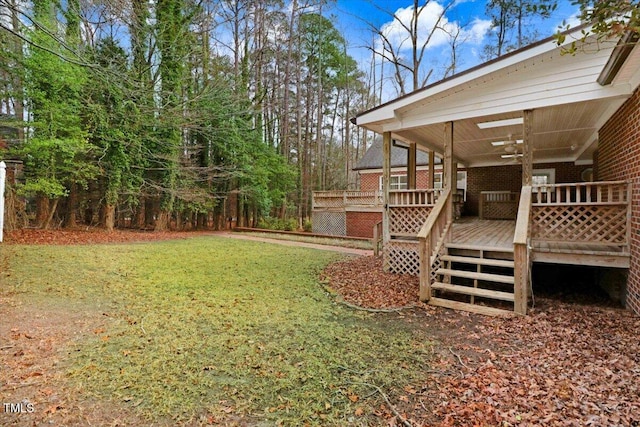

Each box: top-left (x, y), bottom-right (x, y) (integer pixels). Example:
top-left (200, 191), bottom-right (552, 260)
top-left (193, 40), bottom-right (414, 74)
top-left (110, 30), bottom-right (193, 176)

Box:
top-left (477, 117), bottom-right (524, 129)
top-left (501, 153), bottom-right (523, 159)
top-left (491, 139), bottom-right (523, 146)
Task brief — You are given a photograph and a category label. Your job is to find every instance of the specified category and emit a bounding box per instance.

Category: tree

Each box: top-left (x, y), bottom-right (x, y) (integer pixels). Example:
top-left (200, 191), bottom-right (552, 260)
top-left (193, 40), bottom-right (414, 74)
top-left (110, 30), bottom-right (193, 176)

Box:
top-left (556, 0), bottom-right (639, 53)
top-left (19, 0), bottom-right (97, 229)
top-left (366, 0), bottom-right (455, 96)
top-left (484, 0), bottom-right (557, 59)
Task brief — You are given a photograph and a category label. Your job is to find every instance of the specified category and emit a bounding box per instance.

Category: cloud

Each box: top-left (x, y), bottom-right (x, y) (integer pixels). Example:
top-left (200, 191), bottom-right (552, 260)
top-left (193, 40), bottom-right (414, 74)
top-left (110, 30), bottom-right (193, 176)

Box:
top-left (376, 1), bottom-right (490, 54)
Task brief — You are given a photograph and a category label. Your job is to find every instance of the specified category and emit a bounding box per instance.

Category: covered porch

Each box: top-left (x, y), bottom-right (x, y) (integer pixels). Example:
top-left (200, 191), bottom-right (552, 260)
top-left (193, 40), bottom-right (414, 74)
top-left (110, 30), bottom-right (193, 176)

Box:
top-left (352, 26), bottom-right (639, 316)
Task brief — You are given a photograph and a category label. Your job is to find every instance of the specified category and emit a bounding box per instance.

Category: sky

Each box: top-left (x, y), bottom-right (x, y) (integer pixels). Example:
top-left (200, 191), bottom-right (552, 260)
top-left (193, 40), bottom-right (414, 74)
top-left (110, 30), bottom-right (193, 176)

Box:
top-left (324, 0), bottom-right (582, 99)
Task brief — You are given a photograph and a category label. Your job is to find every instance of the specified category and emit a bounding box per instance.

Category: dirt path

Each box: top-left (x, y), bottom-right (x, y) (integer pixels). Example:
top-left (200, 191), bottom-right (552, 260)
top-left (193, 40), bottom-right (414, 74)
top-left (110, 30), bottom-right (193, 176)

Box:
top-left (212, 231), bottom-right (373, 256)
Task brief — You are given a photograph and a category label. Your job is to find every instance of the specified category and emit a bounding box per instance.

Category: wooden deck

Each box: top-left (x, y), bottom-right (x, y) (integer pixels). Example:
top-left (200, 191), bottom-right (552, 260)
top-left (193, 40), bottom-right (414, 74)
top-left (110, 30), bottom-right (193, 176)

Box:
top-left (451, 218), bottom-right (515, 250)
top-left (449, 217), bottom-right (629, 268)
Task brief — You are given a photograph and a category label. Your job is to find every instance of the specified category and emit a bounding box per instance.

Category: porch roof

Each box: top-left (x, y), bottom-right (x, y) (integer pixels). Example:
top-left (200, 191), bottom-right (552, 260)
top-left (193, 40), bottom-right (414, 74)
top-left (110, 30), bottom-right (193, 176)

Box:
top-left (354, 27), bottom-right (640, 168)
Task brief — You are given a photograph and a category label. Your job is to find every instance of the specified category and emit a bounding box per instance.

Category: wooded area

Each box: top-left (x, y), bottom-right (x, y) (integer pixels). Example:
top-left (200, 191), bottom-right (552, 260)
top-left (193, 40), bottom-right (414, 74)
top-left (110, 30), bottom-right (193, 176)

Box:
top-left (0, 0), bottom-right (623, 232)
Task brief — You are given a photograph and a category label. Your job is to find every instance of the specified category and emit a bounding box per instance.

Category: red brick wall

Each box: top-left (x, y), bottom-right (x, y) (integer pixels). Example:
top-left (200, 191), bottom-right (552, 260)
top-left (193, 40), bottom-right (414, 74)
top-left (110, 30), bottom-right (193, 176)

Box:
top-left (465, 162), bottom-right (585, 216)
top-left (346, 211), bottom-right (382, 238)
top-left (596, 87), bottom-right (640, 315)
top-left (360, 173), bottom-right (380, 191)
top-left (359, 169), bottom-right (432, 191)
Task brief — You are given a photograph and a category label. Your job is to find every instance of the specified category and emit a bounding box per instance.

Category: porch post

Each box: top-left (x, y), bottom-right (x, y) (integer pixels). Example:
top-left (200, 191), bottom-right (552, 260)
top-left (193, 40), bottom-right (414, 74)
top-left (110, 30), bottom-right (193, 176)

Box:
top-left (408, 142), bottom-right (417, 189)
top-left (444, 122), bottom-right (455, 217)
top-left (382, 132), bottom-right (391, 258)
top-left (522, 110), bottom-right (533, 186)
top-left (428, 150), bottom-right (435, 189)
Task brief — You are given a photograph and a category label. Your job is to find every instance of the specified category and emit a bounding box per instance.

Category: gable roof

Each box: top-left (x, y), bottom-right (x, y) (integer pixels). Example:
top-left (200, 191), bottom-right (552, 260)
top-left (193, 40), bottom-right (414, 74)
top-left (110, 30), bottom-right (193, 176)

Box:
top-left (353, 138), bottom-right (435, 171)
top-left (354, 26), bottom-right (640, 167)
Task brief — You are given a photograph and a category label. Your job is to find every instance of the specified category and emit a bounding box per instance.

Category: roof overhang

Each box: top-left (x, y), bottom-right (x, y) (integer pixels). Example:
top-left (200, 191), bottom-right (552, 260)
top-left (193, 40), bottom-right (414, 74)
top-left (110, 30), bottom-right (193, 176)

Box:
top-left (354, 26), bottom-right (640, 168)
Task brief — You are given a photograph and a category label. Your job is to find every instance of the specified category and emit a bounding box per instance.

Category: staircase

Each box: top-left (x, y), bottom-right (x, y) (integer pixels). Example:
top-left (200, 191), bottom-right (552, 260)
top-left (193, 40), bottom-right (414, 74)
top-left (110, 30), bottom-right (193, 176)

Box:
top-left (430, 243), bottom-right (516, 316)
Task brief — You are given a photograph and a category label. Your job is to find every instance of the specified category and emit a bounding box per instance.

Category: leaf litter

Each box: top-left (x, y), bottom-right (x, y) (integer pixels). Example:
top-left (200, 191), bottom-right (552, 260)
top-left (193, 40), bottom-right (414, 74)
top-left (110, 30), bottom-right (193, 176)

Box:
top-left (322, 255), bottom-right (640, 426)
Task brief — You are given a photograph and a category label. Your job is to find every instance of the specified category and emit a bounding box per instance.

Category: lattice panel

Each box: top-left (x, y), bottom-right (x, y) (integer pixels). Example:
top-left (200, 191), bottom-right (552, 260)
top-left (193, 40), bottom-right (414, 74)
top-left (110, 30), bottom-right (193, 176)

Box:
top-left (384, 240), bottom-right (420, 276)
top-left (312, 211), bottom-right (346, 236)
top-left (389, 206), bottom-right (432, 235)
top-left (313, 197), bottom-right (344, 209)
top-left (483, 201), bottom-right (518, 220)
top-left (531, 205), bottom-right (628, 244)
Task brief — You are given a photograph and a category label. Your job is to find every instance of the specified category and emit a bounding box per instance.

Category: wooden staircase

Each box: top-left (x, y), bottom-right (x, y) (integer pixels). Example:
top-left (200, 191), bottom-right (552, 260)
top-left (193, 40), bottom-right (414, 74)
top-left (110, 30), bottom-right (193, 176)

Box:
top-left (430, 243), bottom-right (517, 316)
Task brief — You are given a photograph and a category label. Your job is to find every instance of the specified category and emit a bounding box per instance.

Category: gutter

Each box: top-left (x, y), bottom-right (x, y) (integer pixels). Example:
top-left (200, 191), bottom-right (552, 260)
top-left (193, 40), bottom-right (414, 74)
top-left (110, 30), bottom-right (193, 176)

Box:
top-left (598, 31), bottom-right (640, 86)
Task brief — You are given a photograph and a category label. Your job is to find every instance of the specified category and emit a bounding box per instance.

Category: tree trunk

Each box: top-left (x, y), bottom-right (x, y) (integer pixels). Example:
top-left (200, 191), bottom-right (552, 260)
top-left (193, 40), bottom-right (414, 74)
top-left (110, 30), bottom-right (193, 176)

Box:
top-left (43, 198), bottom-right (59, 230)
top-left (155, 210), bottom-right (171, 231)
top-left (36, 195), bottom-right (49, 228)
top-left (65, 183), bottom-right (78, 228)
top-left (104, 203), bottom-right (116, 231)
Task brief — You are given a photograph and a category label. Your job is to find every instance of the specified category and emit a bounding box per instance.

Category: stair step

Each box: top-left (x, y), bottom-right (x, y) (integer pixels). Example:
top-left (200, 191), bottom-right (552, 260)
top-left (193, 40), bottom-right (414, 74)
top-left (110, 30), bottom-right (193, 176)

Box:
top-left (432, 282), bottom-right (515, 302)
top-left (445, 243), bottom-right (514, 253)
top-left (436, 268), bottom-right (515, 284)
top-left (428, 297), bottom-right (515, 317)
top-left (441, 255), bottom-right (514, 268)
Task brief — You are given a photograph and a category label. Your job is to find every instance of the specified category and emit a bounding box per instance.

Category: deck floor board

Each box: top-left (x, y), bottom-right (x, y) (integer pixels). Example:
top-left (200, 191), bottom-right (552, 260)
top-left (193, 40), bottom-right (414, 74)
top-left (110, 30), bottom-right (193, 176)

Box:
top-left (451, 218), bottom-right (515, 250)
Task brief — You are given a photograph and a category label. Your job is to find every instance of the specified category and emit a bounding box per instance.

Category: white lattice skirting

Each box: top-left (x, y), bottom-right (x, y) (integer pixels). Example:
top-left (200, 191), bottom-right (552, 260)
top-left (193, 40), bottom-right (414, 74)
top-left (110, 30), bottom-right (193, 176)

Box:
top-left (384, 240), bottom-right (420, 276)
top-left (312, 211), bottom-right (346, 236)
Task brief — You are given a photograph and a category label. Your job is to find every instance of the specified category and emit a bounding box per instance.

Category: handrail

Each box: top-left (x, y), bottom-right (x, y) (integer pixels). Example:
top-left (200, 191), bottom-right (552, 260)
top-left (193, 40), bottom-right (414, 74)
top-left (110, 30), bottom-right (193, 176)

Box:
top-left (417, 188), bottom-right (450, 240)
top-left (513, 186), bottom-right (532, 246)
top-left (531, 180), bottom-right (629, 205)
top-left (312, 190), bottom-right (383, 209)
top-left (513, 186), bottom-right (532, 316)
top-left (388, 189), bottom-right (442, 206)
top-left (530, 181), bottom-right (631, 247)
top-left (417, 188), bottom-right (452, 302)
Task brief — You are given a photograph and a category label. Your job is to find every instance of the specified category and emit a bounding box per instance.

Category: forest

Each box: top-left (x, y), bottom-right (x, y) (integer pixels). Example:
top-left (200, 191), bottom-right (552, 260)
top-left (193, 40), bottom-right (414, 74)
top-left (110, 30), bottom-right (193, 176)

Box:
top-left (0, 0), bottom-right (625, 231)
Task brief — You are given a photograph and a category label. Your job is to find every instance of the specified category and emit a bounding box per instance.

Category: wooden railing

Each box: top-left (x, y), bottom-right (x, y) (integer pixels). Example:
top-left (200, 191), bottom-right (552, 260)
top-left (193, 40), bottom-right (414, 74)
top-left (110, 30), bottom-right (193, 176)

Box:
top-left (480, 191), bottom-right (519, 219)
top-left (388, 189), bottom-right (443, 206)
top-left (388, 190), bottom-right (442, 237)
top-left (530, 181), bottom-right (631, 249)
top-left (513, 186), bottom-right (532, 315)
top-left (417, 188), bottom-right (452, 301)
top-left (312, 190), bottom-right (383, 209)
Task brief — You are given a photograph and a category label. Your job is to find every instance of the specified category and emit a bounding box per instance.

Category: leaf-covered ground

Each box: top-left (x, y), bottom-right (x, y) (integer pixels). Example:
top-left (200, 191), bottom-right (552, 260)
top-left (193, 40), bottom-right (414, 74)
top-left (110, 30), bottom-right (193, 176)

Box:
top-left (1, 231), bottom-right (639, 426)
top-left (322, 255), bottom-right (640, 426)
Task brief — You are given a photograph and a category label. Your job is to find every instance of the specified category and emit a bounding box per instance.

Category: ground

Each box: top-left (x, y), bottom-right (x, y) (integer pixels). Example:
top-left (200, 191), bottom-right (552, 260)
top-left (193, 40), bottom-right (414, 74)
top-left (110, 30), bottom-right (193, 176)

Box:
top-left (1, 229), bottom-right (639, 426)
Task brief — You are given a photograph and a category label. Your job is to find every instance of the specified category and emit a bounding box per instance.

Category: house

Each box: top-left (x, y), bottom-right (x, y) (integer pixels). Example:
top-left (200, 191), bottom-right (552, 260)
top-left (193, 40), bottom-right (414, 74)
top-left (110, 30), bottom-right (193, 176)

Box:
top-left (320, 26), bottom-right (640, 317)
top-left (313, 140), bottom-right (436, 238)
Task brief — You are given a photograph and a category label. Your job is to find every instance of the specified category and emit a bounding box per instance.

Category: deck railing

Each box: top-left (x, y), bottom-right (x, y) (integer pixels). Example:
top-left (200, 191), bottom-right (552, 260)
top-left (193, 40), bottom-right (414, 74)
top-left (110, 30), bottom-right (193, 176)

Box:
top-left (530, 181), bottom-right (631, 249)
top-left (513, 186), bottom-right (532, 315)
top-left (417, 188), bottom-right (452, 301)
top-left (312, 190), bottom-right (383, 209)
top-left (387, 189), bottom-right (442, 236)
top-left (480, 191), bottom-right (519, 219)
top-left (388, 189), bottom-right (443, 206)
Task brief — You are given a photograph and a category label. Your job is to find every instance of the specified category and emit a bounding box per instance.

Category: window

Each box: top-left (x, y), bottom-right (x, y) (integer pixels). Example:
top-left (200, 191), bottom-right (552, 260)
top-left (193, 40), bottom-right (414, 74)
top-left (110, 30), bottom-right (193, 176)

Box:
top-left (433, 171), bottom-right (467, 200)
top-left (532, 168), bottom-right (555, 186)
top-left (379, 175), bottom-right (408, 190)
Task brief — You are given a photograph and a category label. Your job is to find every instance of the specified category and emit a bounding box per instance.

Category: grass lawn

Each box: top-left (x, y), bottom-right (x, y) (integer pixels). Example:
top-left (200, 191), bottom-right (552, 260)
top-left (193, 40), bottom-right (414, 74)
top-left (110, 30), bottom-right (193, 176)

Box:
top-left (2, 237), bottom-right (432, 426)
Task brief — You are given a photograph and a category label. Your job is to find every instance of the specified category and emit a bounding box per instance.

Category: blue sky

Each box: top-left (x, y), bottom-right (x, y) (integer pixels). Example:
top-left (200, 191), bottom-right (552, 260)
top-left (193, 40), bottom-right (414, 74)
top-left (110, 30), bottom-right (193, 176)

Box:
top-left (324, 0), bottom-right (582, 99)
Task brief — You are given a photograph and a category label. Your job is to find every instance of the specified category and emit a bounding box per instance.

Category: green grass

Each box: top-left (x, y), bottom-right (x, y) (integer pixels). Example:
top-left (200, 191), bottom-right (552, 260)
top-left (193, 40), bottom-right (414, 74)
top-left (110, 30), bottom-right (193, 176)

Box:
top-left (2, 237), bottom-right (431, 426)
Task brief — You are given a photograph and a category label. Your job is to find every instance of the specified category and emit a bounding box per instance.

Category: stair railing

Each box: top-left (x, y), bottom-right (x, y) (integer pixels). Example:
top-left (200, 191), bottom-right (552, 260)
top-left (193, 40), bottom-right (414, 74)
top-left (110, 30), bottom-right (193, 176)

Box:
top-left (513, 186), bottom-right (532, 315)
top-left (417, 188), bottom-right (452, 301)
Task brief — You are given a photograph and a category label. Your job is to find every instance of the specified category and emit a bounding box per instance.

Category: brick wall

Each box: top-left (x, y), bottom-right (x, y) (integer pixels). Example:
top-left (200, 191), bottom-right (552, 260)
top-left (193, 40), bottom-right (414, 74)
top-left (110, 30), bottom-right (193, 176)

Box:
top-left (360, 173), bottom-right (380, 191)
top-left (596, 87), bottom-right (640, 315)
top-left (465, 162), bottom-right (585, 216)
top-left (346, 211), bottom-right (382, 238)
top-left (359, 169), bottom-right (432, 191)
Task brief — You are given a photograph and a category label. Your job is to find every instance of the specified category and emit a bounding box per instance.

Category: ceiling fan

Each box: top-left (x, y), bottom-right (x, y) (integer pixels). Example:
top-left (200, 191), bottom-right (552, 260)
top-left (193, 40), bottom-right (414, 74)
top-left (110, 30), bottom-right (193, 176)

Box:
top-left (491, 134), bottom-right (523, 162)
